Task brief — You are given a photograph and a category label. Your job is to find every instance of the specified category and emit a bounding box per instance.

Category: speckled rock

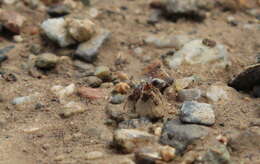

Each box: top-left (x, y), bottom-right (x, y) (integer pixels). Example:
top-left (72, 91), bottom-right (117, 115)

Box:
top-left (41, 18), bottom-right (75, 47)
top-left (180, 101), bottom-right (215, 126)
top-left (35, 53), bottom-right (59, 69)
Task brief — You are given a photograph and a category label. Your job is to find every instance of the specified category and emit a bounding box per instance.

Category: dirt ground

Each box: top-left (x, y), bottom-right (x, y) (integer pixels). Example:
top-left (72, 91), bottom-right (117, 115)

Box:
top-left (0, 0), bottom-right (260, 164)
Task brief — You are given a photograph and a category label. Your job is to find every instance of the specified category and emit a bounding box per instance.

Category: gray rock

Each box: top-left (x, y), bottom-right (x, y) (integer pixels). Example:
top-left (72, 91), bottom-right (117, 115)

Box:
top-left (48, 5), bottom-right (71, 17)
top-left (178, 88), bottom-right (202, 101)
top-left (166, 0), bottom-right (214, 15)
top-left (198, 144), bottom-right (231, 164)
top-left (75, 29), bottom-right (111, 62)
top-left (113, 129), bottom-right (157, 153)
top-left (12, 96), bottom-right (32, 105)
top-left (160, 119), bottom-right (209, 154)
top-left (164, 39), bottom-right (229, 69)
top-left (110, 94), bottom-right (125, 104)
top-left (145, 34), bottom-right (191, 49)
top-left (147, 9), bottom-right (162, 25)
top-left (80, 0), bottom-right (90, 6)
top-left (41, 18), bottom-right (75, 47)
top-left (0, 45), bottom-right (15, 63)
top-left (180, 101), bottom-right (215, 126)
top-left (35, 53), bottom-right (59, 69)
top-left (73, 60), bottom-right (95, 74)
top-left (84, 76), bottom-right (102, 88)
top-left (118, 117), bottom-right (152, 129)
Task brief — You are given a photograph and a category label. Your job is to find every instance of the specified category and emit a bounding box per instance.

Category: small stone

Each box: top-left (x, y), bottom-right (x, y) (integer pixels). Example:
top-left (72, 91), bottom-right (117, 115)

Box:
top-left (75, 29), bottom-right (110, 62)
top-left (84, 76), bottom-right (102, 88)
top-left (51, 83), bottom-right (75, 103)
top-left (145, 34), bottom-right (191, 49)
top-left (48, 4), bottom-right (71, 17)
top-left (178, 88), bottom-right (202, 101)
top-left (147, 9), bottom-right (162, 25)
top-left (110, 94), bottom-right (125, 104)
top-left (35, 53), bottom-right (59, 69)
top-left (100, 82), bottom-right (114, 88)
top-left (106, 103), bottom-right (128, 122)
top-left (12, 93), bottom-right (39, 105)
top-left (78, 86), bottom-right (107, 100)
top-left (89, 8), bottom-right (99, 18)
top-left (164, 39), bottom-right (229, 69)
top-left (0, 55), bottom-right (8, 63)
top-left (61, 101), bottom-right (85, 117)
top-left (113, 129), bottom-right (157, 153)
top-left (66, 18), bottom-right (96, 42)
top-left (30, 44), bottom-right (42, 55)
top-left (174, 76), bottom-right (196, 91)
top-left (0, 10), bottom-right (26, 34)
top-left (94, 66), bottom-right (112, 81)
top-left (118, 117), bottom-right (152, 129)
top-left (160, 119), bottom-right (209, 154)
top-left (206, 85), bottom-right (228, 102)
top-left (41, 18), bottom-right (75, 47)
top-left (180, 101), bottom-right (215, 126)
top-left (114, 82), bottom-right (130, 94)
top-left (13, 35), bottom-right (23, 43)
top-left (84, 151), bottom-right (104, 160)
top-left (0, 45), bottom-right (15, 63)
top-left (160, 146), bottom-right (176, 162)
top-left (73, 60), bottom-right (95, 74)
top-left (115, 72), bottom-right (129, 81)
top-left (226, 16), bottom-right (238, 26)
top-left (198, 144), bottom-right (231, 164)
top-left (80, 0), bottom-right (90, 6)
top-left (135, 147), bottom-right (162, 164)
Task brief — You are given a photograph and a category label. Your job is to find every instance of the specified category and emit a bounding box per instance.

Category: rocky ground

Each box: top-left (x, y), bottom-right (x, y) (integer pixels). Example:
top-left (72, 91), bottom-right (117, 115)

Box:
top-left (0, 0), bottom-right (260, 164)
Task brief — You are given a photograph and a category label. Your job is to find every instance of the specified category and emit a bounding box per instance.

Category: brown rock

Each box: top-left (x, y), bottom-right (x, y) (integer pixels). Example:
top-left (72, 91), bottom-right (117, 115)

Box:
top-left (78, 86), bottom-right (107, 99)
top-left (114, 82), bottom-right (130, 94)
top-left (0, 10), bottom-right (26, 34)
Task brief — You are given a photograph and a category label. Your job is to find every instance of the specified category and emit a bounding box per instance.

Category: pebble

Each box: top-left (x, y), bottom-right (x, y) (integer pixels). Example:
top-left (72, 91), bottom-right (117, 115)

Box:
top-left (94, 66), bottom-right (112, 81)
top-left (51, 83), bottom-right (75, 103)
top-left (164, 39), bottom-right (229, 69)
top-left (60, 101), bottom-right (85, 117)
top-left (178, 88), bottom-right (202, 101)
top-left (160, 145), bottom-right (176, 162)
top-left (110, 93), bottom-right (125, 104)
top-left (135, 147), bottom-right (162, 164)
top-left (12, 93), bottom-right (39, 105)
top-left (0, 55), bottom-right (8, 63)
top-left (41, 18), bottom-right (75, 47)
top-left (80, 0), bottom-right (90, 6)
top-left (106, 103), bottom-right (128, 122)
top-left (198, 144), bottom-right (231, 164)
top-left (84, 76), bottom-right (102, 88)
top-left (113, 82), bottom-right (130, 94)
top-left (0, 10), bottom-right (26, 34)
top-left (165, 0), bottom-right (214, 18)
top-left (206, 85), bottom-right (228, 102)
top-left (30, 44), bottom-right (42, 55)
top-left (78, 86), bottom-right (107, 100)
top-left (84, 151), bottom-right (104, 160)
top-left (13, 35), bottom-right (23, 43)
top-left (226, 16), bottom-right (238, 26)
top-left (67, 18), bottom-right (96, 42)
top-left (0, 45), bottom-right (15, 63)
top-left (47, 4), bottom-right (71, 17)
top-left (147, 9), bottom-right (162, 25)
top-left (174, 76), bottom-right (196, 91)
top-left (160, 119), bottom-right (209, 154)
top-left (113, 129), bottom-right (156, 153)
top-left (180, 101), bottom-right (215, 126)
top-left (75, 29), bottom-right (111, 62)
top-left (145, 34), bottom-right (191, 49)
top-left (35, 53), bottom-right (59, 69)
top-left (73, 60), bottom-right (95, 74)
top-left (118, 117), bottom-right (152, 129)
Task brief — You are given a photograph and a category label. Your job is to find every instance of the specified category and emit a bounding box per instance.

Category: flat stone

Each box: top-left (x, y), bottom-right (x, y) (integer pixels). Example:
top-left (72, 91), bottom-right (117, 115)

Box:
top-left (84, 151), bottom-right (104, 160)
top-left (60, 101), bottom-right (85, 118)
top-left (110, 94), bottom-right (126, 104)
top-left (41, 18), bottom-right (75, 47)
top-left (75, 29), bottom-right (110, 62)
top-left (113, 129), bottom-right (157, 153)
top-left (118, 117), bottom-right (152, 129)
top-left (48, 4), bottom-right (71, 17)
top-left (206, 85), bottom-right (228, 102)
top-left (83, 76), bottom-right (102, 88)
top-left (180, 101), bottom-right (215, 126)
top-left (35, 53), bottom-right (59, 69)
top-left (160, 119), bottom-right (209, 154)
top-left (178, 88), bottom-right (202, 101)
top-left (164, 39), bottom-right (229, 69)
